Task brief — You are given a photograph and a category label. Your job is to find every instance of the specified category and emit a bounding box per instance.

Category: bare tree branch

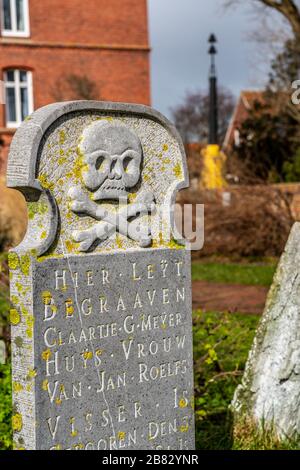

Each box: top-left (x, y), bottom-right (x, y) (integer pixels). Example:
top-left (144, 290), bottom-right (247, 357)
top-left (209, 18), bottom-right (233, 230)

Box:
top-left (260, 0), bottom-right (300, 40)
top-left (223, 0), bottom-right (300, 41)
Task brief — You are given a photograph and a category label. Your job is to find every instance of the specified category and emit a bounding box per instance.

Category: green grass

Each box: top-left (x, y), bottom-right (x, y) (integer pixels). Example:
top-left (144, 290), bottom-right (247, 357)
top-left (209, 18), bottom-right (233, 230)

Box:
top-left (192, 262), bottom-right (277, 286)
top-left (0, 362), bottom-right (12, 450)
top-left (193, 310), bottom-right (259, 450)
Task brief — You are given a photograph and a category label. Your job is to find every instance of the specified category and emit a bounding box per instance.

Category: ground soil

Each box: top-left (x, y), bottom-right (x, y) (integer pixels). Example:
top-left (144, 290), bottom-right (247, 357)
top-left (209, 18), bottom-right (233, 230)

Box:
top-left (192, 280), bottom-right (269, 314)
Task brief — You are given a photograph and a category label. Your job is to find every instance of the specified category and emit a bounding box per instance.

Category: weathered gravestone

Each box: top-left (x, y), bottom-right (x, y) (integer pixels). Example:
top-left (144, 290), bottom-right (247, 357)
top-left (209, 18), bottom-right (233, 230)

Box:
top-left (7, 101), bottom-right (195, 450)
top-left (232, 222), bottom-right (300, 440)
top-left (0, 339), bottom-right (5, 364)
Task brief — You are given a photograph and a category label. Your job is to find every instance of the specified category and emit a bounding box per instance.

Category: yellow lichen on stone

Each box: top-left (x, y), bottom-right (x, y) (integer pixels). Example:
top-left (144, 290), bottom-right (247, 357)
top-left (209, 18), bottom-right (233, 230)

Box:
top-left (52, 444), bottom-right (61, 450)
top-left (8, 253), bottom-right (19, 270)
top-left (73, 443), bottom-right (84, 450)
top-left (73, 147), bottom-right (88, 183)
top-left (27, 369), bottom-right (37, 379)
top-left (20, 254), bottom-right (30, 276)
top-left (42, 349), bottom-right (52, 361)
top-left (42, 291), bottom-right (52, 305)
top-left (163, 144), bottom-right (169, 152)
top-left (12, 414), bottom-right (23, 432)
top-left (118, 432), bottom-right (126, 440)
top-left (65, 299), bottom-right (74, 317)
top-left (173, 163), bottom-right (183, 179)
top-left (13, 382), bottom-right (24, 393)
top-left (11, 295), bottom-right (19, 306)
top-left (41, 231), bottom-right (47, 240)
top-left (30, 249), bottom-right (38, 258)
top-left (179, 424), bottom-right (189, 433)
top-left (38, 173), bottom-right (55, 191)
top-left (58, 157), bottom-right (67, 166)
top-left (167, 239), bottom-right (184, 250)
top-left (151, 232), bottom-right (164, 249)
top-left (59, 130), bottom-right (66, 145)
top-left (28, 201), bottom-right (48, 220)
top-left (42, 379), bottom-right (49, 391)
top-left (116, 235), bottom-right (124, 249)
top-left (16, 282), bottom-right (24, 295)
top-left (83, 351), bottom-right (93, 360)
top-left (179, 398), bottom-right (188, 408)
top-left (25, 315), bottom-right (34, 338)
top-left (10, 309), bottom-right (21, 326)
top-left (96, 116), bottom-right (113, 122)
top-left (65, 240), bottom-right (78, 253)
top-left (128, 193), bottom-right (137, 203)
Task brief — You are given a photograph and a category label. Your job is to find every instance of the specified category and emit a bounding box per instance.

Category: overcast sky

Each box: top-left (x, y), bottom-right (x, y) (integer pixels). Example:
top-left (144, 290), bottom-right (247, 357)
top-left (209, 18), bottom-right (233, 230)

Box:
top-left (148, 0), bottom-right (275, 118)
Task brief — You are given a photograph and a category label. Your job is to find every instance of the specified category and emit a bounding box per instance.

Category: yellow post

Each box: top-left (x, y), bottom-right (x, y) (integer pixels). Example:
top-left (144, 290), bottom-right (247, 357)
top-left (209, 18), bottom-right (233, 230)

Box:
top-left (201, 144), bottom-right (227, 189)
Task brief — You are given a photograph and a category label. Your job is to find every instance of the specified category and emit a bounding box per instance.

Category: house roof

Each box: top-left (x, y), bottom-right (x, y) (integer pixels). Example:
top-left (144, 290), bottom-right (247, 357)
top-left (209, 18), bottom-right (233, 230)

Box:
top-left (240, 90), bottom-right (264, 109)
top-left (223, 90), bottom-right (264, 150)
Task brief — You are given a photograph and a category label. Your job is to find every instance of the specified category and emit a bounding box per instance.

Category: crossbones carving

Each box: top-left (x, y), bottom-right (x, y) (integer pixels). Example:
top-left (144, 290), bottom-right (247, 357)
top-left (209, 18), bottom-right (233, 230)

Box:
top-left (68, 187), bottom-right (156, 251)
top-left (68, 121), bottom-right (156, 251)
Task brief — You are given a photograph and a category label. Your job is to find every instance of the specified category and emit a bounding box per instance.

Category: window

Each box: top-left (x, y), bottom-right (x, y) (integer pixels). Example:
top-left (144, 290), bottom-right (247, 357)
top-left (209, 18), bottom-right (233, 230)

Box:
top-left (4, 69), bottom-right (33, 127)
top-left (234, 129), bottom-right (240, 148)
top-left (1, 0), bottom-right (30, 37)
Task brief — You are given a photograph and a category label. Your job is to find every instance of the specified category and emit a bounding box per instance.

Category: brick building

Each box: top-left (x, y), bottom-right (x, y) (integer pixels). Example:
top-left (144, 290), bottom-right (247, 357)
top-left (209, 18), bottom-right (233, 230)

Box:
top-left (0, 0), bottom-right (151, 172)
top-left (223, 90), bottom-right (263, 151)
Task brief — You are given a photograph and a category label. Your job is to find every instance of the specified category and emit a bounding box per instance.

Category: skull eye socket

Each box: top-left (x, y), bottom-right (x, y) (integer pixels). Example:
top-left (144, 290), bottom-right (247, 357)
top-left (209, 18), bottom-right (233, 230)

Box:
top-left (123, 155), bottom-right (137, 174)
top-left (96, 155), bottom-right (108, 172)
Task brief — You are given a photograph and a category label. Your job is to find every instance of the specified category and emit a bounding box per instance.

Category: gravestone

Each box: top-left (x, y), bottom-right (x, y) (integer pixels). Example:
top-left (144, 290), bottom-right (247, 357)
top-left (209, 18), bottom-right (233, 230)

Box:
top-left (232, 222), bottom-right (300, 440)
top-left (0, 340), bottom-right (5, 364)
top-left (7, 101), bottom-right (195, 450)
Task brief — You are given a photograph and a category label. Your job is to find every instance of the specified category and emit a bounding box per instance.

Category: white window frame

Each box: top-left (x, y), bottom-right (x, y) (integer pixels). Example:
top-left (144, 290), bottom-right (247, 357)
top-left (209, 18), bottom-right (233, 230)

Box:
top-left (234, 129), bottom-right (240, 147)
top-left (4, 69), bottom-right (34, 128)
top-left (1, 0), bottom-right (30, 37)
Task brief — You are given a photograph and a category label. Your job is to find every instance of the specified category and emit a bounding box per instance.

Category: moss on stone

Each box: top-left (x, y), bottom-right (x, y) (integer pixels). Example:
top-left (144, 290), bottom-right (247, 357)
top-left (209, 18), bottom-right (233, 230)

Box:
top-left (8, 253), bottom-right (19, 270)
top-left (173, 162), bottom-right (183, 179)
top-left (28, 201), bottom-right (48, 220)
top-left (20, 254), bottom-right (30, 276)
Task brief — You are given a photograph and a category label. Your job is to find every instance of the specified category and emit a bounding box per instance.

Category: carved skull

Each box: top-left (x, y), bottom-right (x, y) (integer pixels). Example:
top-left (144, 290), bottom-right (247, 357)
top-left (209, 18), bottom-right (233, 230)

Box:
top-left (79, 121), bottom-right (143, 201)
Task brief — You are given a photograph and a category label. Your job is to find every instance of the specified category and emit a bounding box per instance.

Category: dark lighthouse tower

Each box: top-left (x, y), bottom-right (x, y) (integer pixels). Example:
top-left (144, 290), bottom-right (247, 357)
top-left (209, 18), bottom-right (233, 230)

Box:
top-left (201, 34), bottom-right (227, 189)
top-left (208, 33), bottom-right (218, 145)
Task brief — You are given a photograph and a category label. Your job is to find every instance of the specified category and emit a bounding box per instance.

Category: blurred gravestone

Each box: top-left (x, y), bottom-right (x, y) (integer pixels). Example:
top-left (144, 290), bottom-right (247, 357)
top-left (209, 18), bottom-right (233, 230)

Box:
top-left (232, 222), bottom-right (300, 440)
top-left (7, 101), bottom-right (195, 450)
top-left (0, 340), bottom-right (5, 364)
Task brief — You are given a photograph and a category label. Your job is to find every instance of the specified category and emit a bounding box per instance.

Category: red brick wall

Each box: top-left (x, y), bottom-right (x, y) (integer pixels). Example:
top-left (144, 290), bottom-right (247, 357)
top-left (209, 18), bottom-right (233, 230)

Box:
top-left (0, 0), bottom-right (151, 173)
top-left (29, 0), bottom-right (149, 45)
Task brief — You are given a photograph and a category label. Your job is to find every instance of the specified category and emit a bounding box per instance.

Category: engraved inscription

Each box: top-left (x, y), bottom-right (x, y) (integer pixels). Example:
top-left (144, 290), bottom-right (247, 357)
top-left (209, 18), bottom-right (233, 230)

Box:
top-left (33, 250), bottom-right (194, 450)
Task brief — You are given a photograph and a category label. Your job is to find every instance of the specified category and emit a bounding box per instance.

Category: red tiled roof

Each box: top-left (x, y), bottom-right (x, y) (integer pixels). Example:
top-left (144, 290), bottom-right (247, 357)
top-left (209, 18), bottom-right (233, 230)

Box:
top-left (224, 90), bottom-right (264, 150)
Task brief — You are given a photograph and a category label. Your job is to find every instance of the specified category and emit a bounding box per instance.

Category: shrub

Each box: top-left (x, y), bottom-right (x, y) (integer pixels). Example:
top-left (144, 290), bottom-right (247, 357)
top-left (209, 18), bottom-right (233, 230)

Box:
top-left (0, 362), bottom-right (12, 450)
